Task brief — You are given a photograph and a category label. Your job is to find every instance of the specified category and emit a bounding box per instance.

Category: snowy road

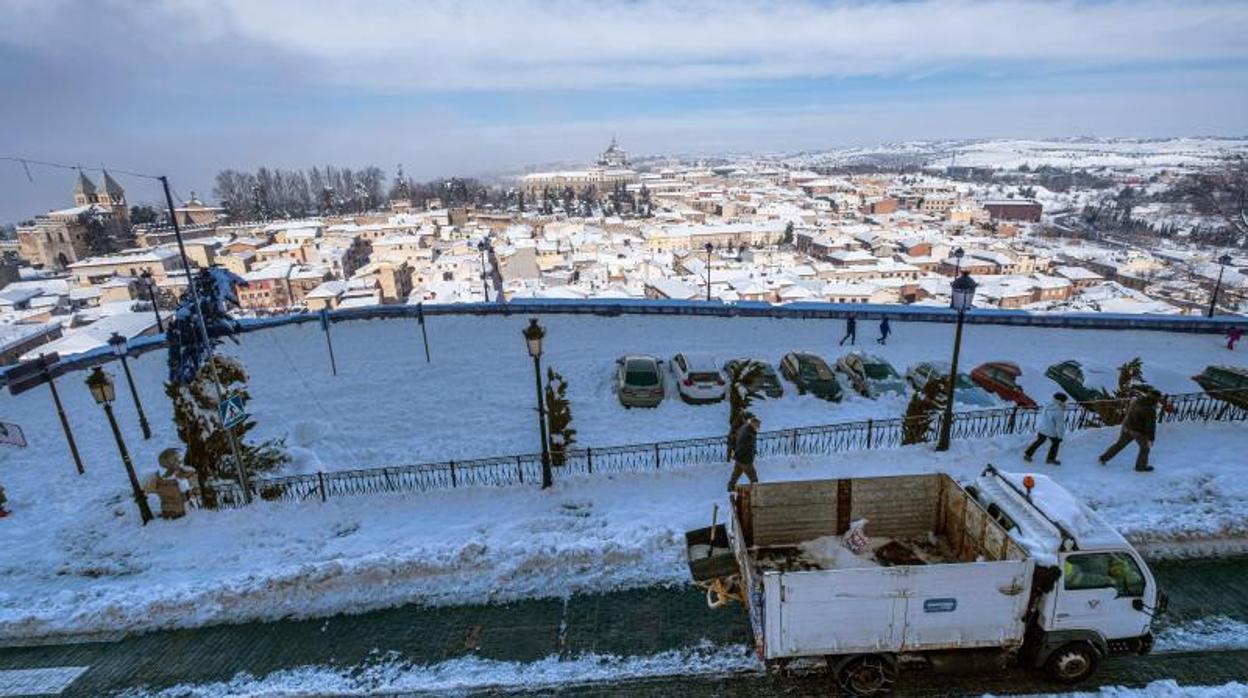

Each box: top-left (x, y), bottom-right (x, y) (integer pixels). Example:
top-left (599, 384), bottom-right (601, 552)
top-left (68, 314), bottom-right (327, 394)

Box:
top-left (0, 557), bottom-right (1245, 697)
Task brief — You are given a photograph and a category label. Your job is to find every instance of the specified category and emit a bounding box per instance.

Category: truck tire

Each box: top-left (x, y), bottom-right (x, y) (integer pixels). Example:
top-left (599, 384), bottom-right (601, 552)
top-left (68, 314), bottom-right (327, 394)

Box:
top-left (1044, 642), bottom-right (1100, 684)
top-left (836, 654), bottom-right (897, 696)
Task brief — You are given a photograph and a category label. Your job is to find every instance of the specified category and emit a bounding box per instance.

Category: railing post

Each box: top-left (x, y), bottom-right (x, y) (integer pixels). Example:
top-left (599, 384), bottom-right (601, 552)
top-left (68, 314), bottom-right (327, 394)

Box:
top-left (586, 447), bottom-right (593, 474)
top-left (450, 460), bottom-right (457, 488)
top-left (654, 443), bottom-right (661, 469)
top-left (1008, 406), bottom-right (1018, 435)
top-left (516, 455), bottom-right (524, 484)
top-left (866, 419), bottom-right (874, 449)
top-left (317, 471), bottom-right (327, 502)
top-left (790, 428), bottom-right (798, 454)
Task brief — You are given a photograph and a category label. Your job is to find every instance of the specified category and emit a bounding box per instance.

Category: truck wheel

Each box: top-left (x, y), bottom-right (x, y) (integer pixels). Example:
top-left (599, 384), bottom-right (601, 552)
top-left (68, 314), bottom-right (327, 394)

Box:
top-left (1044, 642), bottom-right (1099, 684)
top-left (836, 654), bottom-right (896, 696)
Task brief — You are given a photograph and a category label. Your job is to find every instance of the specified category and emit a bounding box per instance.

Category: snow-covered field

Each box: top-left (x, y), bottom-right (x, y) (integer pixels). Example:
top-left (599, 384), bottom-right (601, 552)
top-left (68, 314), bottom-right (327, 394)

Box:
top-left (0, 315), bottom-right (1244, 641)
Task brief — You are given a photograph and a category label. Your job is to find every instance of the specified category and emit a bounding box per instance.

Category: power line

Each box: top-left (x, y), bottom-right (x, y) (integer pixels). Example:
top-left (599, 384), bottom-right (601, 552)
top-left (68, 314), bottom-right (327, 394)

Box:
top-left (0, 156), bottom-right (163, 182)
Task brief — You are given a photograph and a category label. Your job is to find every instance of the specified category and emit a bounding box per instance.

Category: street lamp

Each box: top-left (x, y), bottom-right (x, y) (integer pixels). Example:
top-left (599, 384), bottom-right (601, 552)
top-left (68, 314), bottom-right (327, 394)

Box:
top-left (86, 366), bottom-right (154, 524)
top-left (1208, 253), bottom-right (1233, 318)
top-left (704, 242), bottom-right (714, 302)
top-left (140, 270), bottom-right (164, 333)
top-left (953, 247), bottom-right (965, 277)
top-left (936, 272), bottom-right (978, 451)
top-left (108, 333), bottom-right (151, 440)
top-left (523, 318), bottom-right (553, 489)
top-left (478, 239), bottom-right (492, 303)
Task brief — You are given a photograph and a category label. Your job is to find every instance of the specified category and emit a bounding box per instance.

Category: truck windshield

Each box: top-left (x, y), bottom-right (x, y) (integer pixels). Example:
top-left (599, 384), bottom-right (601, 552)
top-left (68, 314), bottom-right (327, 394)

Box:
top-left (1064, 552), bottom-right (1146, 597)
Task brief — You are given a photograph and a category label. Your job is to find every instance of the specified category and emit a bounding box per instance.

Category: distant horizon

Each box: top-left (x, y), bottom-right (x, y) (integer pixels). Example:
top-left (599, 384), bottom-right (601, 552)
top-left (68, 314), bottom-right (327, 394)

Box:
top-left (5, 132), bottom-right (1248, 226)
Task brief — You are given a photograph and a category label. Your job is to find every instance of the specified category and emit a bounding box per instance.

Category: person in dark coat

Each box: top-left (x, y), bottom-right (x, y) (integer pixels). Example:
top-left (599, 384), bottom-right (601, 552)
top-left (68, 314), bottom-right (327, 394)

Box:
top-left (1099, 392), bottom-right (1159, 472)
top-left (728, 415), bottom-right (761, 490)
top-left (1228, 327), bottom-right (1243, 351)
top-left (877, 317), bottom-right (892, 345)
top-left (839, 314), bottom-right (857, 346)
top-left (1025, 393), bottom-right (1068, 465)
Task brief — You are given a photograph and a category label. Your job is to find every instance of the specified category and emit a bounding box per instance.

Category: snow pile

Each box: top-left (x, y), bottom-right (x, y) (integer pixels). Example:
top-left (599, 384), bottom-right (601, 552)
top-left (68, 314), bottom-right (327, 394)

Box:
top-left (119, 642), bottom-right (757, 697)
top-left (1154, 615), bottom-right (1248, 653)
top-left (1002, 680), bottom-right (1248, 697)
top-left (1003, 471), bottom-right (1097, 538)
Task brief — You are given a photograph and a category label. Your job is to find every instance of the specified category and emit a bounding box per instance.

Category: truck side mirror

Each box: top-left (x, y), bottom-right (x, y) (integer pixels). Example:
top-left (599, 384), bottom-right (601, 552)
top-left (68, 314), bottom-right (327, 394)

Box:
top-left (1131, 598), bottom-right (1144, 612)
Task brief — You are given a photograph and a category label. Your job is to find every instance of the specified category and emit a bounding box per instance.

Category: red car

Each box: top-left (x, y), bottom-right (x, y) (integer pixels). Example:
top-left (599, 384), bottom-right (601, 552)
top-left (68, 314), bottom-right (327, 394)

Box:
top-left (970, 361), bottom-right (1037, 408)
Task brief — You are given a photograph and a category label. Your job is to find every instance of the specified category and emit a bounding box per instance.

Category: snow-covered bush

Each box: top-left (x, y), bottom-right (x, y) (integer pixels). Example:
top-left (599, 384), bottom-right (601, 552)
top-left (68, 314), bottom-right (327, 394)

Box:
top-left (545, 368), bottom-right (575, 467)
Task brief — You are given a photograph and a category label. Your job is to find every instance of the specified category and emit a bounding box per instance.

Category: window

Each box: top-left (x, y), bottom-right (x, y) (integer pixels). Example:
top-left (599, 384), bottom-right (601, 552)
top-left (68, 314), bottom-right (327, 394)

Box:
top-left (1064, 552), bottom-right (1145, 597)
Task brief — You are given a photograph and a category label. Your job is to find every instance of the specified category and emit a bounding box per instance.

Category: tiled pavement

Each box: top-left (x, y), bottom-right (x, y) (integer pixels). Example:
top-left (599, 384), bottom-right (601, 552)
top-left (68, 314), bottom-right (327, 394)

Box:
top-left (0, 558), bottom-right (1244, 696)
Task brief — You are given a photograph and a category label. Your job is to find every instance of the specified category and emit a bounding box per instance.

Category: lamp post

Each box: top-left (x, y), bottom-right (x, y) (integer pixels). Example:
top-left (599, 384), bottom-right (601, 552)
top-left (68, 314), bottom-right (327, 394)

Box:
top-left (140, 270), bottom-right (164, 333)
top-left (523, 318), bottom-right (553, 489)
top-left (952, 246), bottom-right (965, 277)
top-left (86, 366), bottom-right (153, 524)
top-left (1208, 253), bottom-right (1233, 318)
top-left (108, 333), bottom-right (151, 440)
top-left (936, 272), bottom-right (977, 452)
top-left (704, 242), bottom-right (714, 302)
top-left (478, 239), bottom-right (492, 303)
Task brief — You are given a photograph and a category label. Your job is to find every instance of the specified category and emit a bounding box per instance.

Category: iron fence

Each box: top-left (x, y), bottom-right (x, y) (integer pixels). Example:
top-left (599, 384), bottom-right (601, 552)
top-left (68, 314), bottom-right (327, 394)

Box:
top-left (194, 389), bottom-right (1247, 509)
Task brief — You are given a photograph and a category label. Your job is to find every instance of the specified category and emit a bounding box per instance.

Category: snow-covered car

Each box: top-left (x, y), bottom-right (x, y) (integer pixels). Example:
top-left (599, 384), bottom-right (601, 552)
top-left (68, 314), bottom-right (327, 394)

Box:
top-left (905, 361), bottom-right (997, 407)
top-left (971, 361), bottom-right (1038, 408)
top-left (1044, 360), bottom-right (1113, 405)
top-left (1192, 365), bottom-right (1248, 409)
top-left (834, 351), bottom-right (907, 399)
top-left (671, 353), bottom-right (727, 404)
top-left (779, 351), bottom-right (842, 402)
top-left (616, 355), bottom-right (665, 408)
top-left (723, 358), bottom-right (784, 399)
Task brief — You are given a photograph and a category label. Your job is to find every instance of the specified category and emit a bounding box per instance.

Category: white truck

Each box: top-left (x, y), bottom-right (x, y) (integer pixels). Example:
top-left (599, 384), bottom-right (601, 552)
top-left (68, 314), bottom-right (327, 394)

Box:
top-left (685, 466), bottom-right (1166, 694)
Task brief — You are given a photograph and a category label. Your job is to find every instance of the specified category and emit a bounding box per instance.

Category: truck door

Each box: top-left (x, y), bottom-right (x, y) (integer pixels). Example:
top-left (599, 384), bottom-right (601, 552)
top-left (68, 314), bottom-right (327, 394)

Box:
top-left (1050, 552), bottom-right (1152, 640)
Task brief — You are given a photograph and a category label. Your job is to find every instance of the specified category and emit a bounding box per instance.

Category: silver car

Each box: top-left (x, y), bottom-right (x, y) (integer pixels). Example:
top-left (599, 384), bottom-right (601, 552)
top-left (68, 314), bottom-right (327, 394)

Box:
top-left (617, 355), bottom-right (665, 408)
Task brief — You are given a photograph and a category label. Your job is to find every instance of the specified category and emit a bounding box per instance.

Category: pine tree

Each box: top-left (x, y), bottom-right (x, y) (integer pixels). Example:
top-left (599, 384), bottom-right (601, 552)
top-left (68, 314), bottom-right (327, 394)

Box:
top-left (545, 368), bottom-right (576, 466)
top-left (78, 210), bottom-right (116, 257)
top-left (726, 361), bottom-right (765, 458)
top-left (902, 376), bottom-right (947, 445)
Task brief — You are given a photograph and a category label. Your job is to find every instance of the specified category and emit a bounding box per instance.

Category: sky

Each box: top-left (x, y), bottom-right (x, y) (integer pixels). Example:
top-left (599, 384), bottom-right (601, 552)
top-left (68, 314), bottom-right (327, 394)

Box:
top-left (1, 0), bottom-right (1247, 223)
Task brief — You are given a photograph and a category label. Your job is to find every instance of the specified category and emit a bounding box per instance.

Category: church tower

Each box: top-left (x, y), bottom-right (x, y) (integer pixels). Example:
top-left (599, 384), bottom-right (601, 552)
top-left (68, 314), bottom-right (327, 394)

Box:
top-left (72, 170), bottom-right (97, 206)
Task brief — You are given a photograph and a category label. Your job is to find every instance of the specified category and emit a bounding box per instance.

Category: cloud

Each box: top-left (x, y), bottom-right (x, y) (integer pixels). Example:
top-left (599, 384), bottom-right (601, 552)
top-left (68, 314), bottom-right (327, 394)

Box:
top-left (4, 0), bottom-right (1248, 91)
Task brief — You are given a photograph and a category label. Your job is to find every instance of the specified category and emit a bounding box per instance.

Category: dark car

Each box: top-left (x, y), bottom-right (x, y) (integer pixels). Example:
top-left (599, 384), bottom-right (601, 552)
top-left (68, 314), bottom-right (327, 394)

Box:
top-left (906, 361), bottom-right (996, 407)
top-left (971, 361), bottom-right (1037, 408)
top-left (1192, 365), bottom-right (1248, 409)
top-left (779, 351), bottom-right (842, 402)
top-left (835, 351), bottom-right (907, 399)
top-left (1044, 360), bottom-right (1113, 405)
top-left (616, 355), bottom-right (665, 408)
top-left (723, 359), bottom-right (784, 399)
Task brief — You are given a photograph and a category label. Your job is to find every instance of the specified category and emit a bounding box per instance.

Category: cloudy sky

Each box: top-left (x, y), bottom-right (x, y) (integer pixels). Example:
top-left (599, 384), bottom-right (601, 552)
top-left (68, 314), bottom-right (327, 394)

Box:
top-left (2, 0), bottom-right (1247, 222)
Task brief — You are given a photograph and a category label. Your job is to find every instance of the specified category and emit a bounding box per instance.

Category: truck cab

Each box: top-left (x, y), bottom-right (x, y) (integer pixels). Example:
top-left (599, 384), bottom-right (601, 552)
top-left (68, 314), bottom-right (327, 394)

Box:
top-left (974, 467), bottom-right (1163, 682)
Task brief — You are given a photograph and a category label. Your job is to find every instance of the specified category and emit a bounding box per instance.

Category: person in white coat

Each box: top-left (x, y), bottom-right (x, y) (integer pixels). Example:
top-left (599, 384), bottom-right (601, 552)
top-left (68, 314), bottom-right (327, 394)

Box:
top-left (1025, 393), bottom-right (1069, 465)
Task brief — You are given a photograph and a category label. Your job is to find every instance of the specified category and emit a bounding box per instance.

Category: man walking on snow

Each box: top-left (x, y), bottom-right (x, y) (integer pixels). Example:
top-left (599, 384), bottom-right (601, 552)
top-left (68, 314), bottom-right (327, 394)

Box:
top-left (839, 314), bottom-right (857, 346)
top-left (728, 415), bottom-right (761, 490)
top-left (1024, 393), bottom-right (1068, 465)
top-left (877, 317), bottom-right (892, 345)
top-left (1228, 327), bottom-right (1243, 351)
top-left (1099, 391), bottom-right (1159, 472)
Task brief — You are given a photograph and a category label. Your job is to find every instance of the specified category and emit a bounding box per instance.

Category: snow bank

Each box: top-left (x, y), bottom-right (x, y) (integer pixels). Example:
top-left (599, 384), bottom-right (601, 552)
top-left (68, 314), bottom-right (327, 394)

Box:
top-left (1154, 615), bottom-right (1248, 653)
top-left (120, 641), bottom-right (757, 697)
top-left (1, 419), bottom-right (1245, 641)
top-left (1002, 680), bottom-right (1248, 697)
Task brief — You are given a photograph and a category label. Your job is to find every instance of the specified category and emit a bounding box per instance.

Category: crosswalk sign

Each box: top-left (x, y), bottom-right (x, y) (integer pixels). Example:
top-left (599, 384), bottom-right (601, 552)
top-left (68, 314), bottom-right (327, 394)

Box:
top-left (218, 395), bottom-right (248, 429)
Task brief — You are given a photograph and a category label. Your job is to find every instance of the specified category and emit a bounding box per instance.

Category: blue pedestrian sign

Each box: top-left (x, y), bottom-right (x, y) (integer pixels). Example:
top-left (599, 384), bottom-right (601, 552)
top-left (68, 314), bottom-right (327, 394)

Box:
top-left (219, 395), bottom-right (248, 429)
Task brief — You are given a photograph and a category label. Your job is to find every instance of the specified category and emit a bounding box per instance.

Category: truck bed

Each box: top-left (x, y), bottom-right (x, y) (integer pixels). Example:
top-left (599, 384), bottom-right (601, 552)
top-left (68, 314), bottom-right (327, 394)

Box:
top-left (730, 473), bottom-right (1034, 661)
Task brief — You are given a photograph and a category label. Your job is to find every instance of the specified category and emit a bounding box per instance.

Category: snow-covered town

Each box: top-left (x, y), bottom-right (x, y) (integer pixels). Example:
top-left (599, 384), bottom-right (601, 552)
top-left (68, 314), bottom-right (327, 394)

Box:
top-left (2, 1), bottom-right (1248, 697)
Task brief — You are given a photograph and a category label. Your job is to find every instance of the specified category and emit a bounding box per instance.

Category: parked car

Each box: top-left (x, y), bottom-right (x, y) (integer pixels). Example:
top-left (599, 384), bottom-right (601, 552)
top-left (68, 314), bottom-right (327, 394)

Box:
top-left (834, 351), bottom-right (907, 399)
top-left (723, 358), bottom-right (784, 399)
top-left (779, 351), bottom-right (842, 402)
top-left (671, 353), bottom-right (727, 404)
top-left (1044, 360), bottom-right (1113, 405)
top-left (1192, 365), bottom-right (1248, 409)
top-left (970, 361), bottom-right (1038, 408)
top-left (906, 361), bottom-right (997, 407)
top-left (616, 355), bottom-right (665, 408)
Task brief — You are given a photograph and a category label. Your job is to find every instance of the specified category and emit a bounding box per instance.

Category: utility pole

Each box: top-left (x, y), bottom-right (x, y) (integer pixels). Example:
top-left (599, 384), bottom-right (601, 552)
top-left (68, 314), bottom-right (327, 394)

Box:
top-left (160, 176), bottom-right (252, 503)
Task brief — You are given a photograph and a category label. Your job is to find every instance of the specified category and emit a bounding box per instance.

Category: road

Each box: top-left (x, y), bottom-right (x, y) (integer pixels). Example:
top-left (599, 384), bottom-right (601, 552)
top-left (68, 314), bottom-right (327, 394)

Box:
top-left (1, 557), bottom-right (1245, 696)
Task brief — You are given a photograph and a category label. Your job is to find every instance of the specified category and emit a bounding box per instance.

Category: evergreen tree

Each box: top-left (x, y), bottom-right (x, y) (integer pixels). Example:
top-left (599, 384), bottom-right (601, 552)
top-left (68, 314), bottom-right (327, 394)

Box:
top-left (78, 209), bottom-right (116, 257)
top-left (726, 361), bottom-right (765, 458)
top-left (545, 368), bottom-right (576, 466)
top-left (902, 376), bottom-right (947, 445)
top-left (782, 221), bottom-right (795, 246)
top-left (129, 204), bottom-right (160, 225)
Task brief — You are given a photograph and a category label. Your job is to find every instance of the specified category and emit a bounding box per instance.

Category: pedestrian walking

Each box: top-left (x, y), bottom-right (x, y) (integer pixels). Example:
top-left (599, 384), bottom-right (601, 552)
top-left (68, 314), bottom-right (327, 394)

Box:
top-left (1228, 327), bottom-right (1243, 351)
top-left (1099, 392), bottom-right (1159, 472)
top-left (839, 314), bottom-right (857, 346)
top-left (728, 415), bottom-right (761, 490)
top-left (877, 317), bottom-right (891, 345)
top-left (0, 482), bottom-right (8, 518)
top-left (1024, 393), bottom-right (1068, 465)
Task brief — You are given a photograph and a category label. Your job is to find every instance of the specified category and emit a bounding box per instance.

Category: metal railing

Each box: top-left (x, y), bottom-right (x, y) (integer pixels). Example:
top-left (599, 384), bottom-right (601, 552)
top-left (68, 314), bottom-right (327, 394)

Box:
top-left (193, 389), bottom-right (1247, 508)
